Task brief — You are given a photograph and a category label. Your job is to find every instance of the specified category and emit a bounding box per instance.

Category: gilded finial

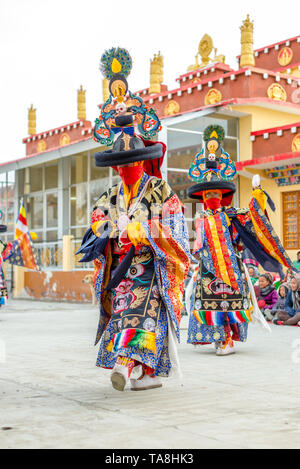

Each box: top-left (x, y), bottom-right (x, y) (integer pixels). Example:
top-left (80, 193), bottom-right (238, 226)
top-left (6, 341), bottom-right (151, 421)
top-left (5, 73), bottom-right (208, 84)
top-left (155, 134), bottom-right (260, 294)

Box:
top-left (77, 85), bottom-right (86, 120)
top-left (187, 34), bottom-right (225, 71)
top-left (102, 78), bottom-right (110, 103)
top-left (240, 14), bottom-right (255, 67)
top-left (28, 104), bottom-right (36, 135)
top-left (149, 51), bottom-right (164, 94)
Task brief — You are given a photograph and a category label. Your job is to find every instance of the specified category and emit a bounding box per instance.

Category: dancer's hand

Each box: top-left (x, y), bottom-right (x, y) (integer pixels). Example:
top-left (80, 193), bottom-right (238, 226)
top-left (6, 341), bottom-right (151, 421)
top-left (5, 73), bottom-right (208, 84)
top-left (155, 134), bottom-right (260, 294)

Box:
top-left (126, 221), bottom-right (150, 247)
top-left (91, 219), bottom-right (115, 237)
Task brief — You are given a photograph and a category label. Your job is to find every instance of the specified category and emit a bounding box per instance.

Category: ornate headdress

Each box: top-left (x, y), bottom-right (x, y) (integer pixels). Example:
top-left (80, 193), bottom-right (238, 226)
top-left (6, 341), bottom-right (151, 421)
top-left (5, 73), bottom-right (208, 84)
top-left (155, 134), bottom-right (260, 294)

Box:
top-left (187, 125), bottom-right (237, 205)
top-left (93, 47), bottom-right (164, 171)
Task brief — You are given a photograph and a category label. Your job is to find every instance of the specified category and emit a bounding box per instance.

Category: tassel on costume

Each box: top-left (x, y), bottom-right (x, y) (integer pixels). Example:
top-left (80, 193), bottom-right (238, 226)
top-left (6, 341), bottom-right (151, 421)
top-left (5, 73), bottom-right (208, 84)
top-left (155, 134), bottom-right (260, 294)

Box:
top-left (107, 328), bottom-right (156, 353)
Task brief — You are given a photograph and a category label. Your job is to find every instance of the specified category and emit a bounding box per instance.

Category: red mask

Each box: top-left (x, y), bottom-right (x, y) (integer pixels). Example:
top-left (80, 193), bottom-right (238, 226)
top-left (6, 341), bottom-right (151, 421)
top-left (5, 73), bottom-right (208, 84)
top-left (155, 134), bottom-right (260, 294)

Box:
top-left (205, 197), bottom-right (221, 211)
top-left (118, 164), bottom-right (144, 186)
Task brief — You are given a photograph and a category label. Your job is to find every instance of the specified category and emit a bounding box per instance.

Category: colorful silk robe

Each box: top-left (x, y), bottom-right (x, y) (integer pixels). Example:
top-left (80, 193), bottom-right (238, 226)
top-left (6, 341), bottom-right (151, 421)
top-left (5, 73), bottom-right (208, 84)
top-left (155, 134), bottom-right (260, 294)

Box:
top-left (91, 173), bottom-right (191, 375)
top-left (188, 190), bottom-right (295, 345)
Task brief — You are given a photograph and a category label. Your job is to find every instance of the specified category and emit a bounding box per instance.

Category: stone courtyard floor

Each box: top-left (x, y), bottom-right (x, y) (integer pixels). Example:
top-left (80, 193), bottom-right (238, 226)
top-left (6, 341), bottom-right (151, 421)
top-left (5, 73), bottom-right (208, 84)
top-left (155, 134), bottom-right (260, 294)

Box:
top-left (0, 298), bottom-right (300, 449)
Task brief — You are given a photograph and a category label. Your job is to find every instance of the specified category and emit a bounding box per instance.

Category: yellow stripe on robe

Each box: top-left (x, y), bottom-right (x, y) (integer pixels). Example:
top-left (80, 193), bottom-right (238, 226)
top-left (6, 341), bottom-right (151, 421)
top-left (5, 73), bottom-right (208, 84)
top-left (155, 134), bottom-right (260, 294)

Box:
top-left (207, 216), bottom-right (231, 287)
top-left (249, 213), bottom-right (284, 266)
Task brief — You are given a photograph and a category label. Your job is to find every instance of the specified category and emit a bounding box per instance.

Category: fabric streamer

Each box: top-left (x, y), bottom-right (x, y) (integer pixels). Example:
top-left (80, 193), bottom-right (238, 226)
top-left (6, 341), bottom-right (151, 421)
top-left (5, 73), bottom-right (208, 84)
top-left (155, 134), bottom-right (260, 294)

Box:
top-left (244, 266), bottom-right (271, 332)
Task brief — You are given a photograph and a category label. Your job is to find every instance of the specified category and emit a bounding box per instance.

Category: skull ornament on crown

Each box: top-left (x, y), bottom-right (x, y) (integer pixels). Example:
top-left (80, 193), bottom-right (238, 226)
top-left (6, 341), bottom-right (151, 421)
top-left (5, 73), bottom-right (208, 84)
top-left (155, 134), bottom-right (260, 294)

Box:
top-left (93, 47), bottom-right (164, 169)
top-left (187, 125), bottom-right (237, 206)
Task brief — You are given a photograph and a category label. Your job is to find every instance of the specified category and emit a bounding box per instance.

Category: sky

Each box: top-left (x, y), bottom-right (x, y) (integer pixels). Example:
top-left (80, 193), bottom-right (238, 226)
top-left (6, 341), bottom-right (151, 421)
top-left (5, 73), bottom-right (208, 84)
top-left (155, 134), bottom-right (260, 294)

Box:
top-left (0, 0), bottom-right (300, 164)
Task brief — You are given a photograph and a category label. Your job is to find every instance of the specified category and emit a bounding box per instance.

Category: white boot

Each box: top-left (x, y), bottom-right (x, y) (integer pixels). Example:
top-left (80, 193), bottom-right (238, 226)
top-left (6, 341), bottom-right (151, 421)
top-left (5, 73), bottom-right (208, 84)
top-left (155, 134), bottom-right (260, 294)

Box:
top-left (214, 341), bottom-right (222, 351)
top-left (130, 374), bottom-right (162, 391)
top-left (110, 364), bottom-right (128, 391)
top-left (216, 337), bottom-right (235, 356)
top-left (110, 357), bottom-right (141, 391)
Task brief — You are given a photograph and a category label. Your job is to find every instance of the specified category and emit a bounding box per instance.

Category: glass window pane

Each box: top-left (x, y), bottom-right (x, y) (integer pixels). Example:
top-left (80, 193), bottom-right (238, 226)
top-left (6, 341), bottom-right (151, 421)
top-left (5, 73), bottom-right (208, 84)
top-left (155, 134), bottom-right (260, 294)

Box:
top-left (70, 183), bottom-right (87, 226)
top-left (90, 155), bottom-right (109, 181)
top-left (7, 171), bottom-right (15, 183)
top-left (223, 138), bottom-right (238, 162)
top-left (46, 192), bottom-right (58, 228)
top-left (0, 180), bottom-right (6, 215)
top-left (90, 177), bottom-right (110, 208)
top-left (30, 166), bottom-right (43, 192)
top-left (167, 170), bottom-right (194, 204)
top-left (45, 161), bottom-right (58, 190)
top-left (7, 177), bottom-right (15, 233)
top-left (168, 130), bottom-right (203, 170)
top-left (46, 230), bottom-right (58, 242)
top-left (169, 114), bottom-right (238, 137)
top-left (18, 169), bottom-right (25, 196)
top-left (71, 227), bottom-right (87, 239)
top-left (71, 153), bottom-right (88, 184)
top-left (32, 230), bottom-right (43, 242)
top-left (26, 194), bottom-right (43, 230)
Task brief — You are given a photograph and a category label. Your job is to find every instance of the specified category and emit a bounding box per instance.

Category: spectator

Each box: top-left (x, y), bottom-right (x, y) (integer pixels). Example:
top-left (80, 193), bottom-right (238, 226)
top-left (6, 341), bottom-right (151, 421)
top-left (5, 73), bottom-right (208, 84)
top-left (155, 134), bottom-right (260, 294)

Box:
top-left (271, 283), bottom-right (289, 318)
top-left (256, 274), bottom-right (279, 321)
top-left (293, 251), bottom-right (300, 271)
top-left (273, 275), bottom-right (300, 326)
top-left (247, 266), bottom-right (259, 286)
top-left (283, 268), bottom-right (293, 288)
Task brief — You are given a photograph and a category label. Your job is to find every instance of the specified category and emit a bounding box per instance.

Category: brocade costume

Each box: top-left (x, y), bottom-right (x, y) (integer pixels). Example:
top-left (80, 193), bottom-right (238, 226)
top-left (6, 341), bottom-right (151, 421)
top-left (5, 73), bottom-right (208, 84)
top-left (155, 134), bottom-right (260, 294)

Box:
top-left (78, 47), bottom-right (190, 390)
top-left (92, 172), bottom-right (190, 376)
top-left (186, 125), bottom-right (296, 353)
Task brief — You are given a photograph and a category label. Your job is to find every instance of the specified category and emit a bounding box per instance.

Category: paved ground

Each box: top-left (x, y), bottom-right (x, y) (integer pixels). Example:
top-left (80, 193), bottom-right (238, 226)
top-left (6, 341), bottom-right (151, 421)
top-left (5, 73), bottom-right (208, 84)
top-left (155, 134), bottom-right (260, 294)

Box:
top-left (0, 299), bottom-right (300, 449)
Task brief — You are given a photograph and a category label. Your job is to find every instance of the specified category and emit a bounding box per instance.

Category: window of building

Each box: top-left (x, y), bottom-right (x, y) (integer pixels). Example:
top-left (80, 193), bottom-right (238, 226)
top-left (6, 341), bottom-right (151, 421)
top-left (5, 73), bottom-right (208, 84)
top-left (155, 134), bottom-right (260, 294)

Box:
top-left (0, 171), bottom-right (15, 241)
top-left (29, 165), bottom-right (43, 192)
top-left (18, 162), bottom-right (59, 243)
top-left (283, 191), bottom-right (300, 249)
top-left (45, 161), bottom-right (58, 190)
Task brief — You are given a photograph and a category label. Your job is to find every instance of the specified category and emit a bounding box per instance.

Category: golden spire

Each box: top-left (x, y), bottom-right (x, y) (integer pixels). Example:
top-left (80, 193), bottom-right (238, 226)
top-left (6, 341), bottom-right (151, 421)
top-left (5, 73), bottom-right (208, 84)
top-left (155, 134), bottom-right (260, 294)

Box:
top-left (149, 51), bottom-right (164, 94)
top-left (77, 85), bottom-right (86, 120)
top-left (240, 14), bottom-right (255, 67)
top-left (102, 78), bottom-right (110, 103)
top-left (28, 104), bottom-right (36, 135)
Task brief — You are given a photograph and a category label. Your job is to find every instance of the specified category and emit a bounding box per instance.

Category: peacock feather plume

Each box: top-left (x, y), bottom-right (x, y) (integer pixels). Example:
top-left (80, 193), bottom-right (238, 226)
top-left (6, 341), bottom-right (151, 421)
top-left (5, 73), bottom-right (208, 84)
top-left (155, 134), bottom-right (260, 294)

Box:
top-left (203, 125), bottom-right (225, 143)
top-left (100, 47), bottom-right (132, 80)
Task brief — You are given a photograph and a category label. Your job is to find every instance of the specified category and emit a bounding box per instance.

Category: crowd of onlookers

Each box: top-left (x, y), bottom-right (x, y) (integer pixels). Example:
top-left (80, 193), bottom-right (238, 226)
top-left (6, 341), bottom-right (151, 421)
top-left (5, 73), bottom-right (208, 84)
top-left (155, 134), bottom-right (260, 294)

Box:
top-left (247, 251), bottom-right (300, 327)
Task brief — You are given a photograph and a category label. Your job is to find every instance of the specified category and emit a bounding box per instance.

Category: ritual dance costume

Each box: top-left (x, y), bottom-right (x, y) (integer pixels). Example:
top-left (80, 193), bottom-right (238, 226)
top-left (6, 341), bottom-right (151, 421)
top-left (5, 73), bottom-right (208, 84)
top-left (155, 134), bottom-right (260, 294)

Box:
top-left (186, 125), bottom-right (296, 355)
top-left (78, 48), bottom-right (190, 391)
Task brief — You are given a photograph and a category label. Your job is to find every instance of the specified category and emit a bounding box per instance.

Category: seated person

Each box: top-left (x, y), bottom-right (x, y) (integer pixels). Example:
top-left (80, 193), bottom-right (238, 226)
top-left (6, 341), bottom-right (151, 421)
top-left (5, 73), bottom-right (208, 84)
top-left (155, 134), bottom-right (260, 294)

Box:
top-left (274, 275), bottom-right (300, 326)
top-left (271, 283), bottom-right (289, 318)
top-left (247, 266), bottom-right (259, 286)
top-left (293, 251), bottom-right (300, 271)
top-left (256, 274), bottom-right (278, 321)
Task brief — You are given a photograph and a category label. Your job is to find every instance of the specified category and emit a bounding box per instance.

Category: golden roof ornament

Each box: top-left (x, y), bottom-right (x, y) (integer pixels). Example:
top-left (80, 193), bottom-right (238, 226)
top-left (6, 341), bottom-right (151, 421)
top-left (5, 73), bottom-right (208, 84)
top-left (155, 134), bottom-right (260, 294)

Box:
top-left (77, 85), bottom-right (86, 120)
top-left (187, 34), bottom-right (225, 71)
top-left (28, 104), bottom-right (36, 135)
top-left (149, 51), bottom-right (164, 94)
top-left (198, 34), bottom-right (213, 66)
top-left (240, 14), bottom-right (255, 67)
top-left (102, 78), bottom-right (110, 103)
